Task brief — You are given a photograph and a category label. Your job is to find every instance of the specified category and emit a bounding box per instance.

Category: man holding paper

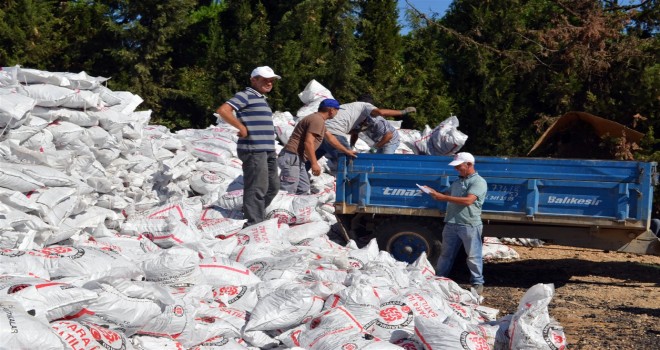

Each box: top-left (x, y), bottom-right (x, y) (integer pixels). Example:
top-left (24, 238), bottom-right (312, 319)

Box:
top-left (421, 152), bottom-right (487, 295)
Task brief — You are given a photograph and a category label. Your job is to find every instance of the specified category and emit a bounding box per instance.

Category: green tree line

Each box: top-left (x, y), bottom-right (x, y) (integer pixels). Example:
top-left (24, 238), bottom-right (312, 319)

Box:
top-left (1, 0), bottom-right (658, 159)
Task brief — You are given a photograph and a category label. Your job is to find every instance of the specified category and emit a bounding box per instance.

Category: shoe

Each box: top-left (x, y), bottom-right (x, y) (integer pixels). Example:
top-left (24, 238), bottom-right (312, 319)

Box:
top-left (471, 284), bottom-right (484, 295)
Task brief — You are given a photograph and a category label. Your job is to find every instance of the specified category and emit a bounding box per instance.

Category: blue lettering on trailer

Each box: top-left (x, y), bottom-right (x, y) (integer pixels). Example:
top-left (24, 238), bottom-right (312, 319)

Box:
top-left (383, 187), bottom-right (423, 197)
top-left (546, 195), bottom-right (602, 206)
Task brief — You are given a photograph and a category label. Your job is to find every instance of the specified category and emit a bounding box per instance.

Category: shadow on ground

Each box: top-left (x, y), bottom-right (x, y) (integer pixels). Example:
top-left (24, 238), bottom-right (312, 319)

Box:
top-left (454, 258), bottom-right (660, 288)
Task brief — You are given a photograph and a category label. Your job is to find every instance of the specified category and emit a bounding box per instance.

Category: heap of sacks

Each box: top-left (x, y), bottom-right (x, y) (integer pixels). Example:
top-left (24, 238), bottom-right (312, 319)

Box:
top-left (0, 66), bottom-right (563, 349)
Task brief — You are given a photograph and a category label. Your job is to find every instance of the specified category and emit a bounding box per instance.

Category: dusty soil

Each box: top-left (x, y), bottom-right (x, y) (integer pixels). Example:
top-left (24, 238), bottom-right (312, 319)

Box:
top-left (451, 244), bottom-right (660, 350)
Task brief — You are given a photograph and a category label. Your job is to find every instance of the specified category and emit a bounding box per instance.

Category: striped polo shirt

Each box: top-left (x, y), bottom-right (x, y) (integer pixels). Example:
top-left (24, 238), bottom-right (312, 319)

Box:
top-left (226, 87), bottom-right (276, 152)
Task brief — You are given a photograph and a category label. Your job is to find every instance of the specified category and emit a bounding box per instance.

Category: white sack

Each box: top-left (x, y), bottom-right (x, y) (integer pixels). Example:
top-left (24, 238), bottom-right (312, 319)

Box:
top-left (0, 274), bottom-right (97, 321)
top-left (245, 285), bottom-right (324, 331)
top-left (296, 79), bottom-right (334, 119)
top-left (0, 297), bottom-right (66, 350)
top-left (508, 283), bottom-right (568, 350)
top-left (266, 192), bottom-right (319, 225)
top-left (19, 84), bottom-right (101, 109)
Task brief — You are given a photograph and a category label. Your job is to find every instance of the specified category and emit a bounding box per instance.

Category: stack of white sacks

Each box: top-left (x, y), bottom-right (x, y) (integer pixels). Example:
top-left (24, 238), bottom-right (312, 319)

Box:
top-left (0, 66), bottom-right (564, 349)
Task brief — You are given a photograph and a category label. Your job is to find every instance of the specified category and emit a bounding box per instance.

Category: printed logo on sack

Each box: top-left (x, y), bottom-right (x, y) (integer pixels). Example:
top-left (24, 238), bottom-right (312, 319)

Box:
top-left (88, 324), bottom-right (126, 350)
top-left (40, 246), bottom-right (85, 259)
top-left (202, 173), bottom-right (226, 184)
top-left (376, 301), bottom-right (413, 329)
top-left (459, 331), bottom-right (490, 350)
top-left (347, 257), bottom-right (365, 269)
top-left (543, 324), bottom-right (567, 350)
top-left (215, 286), bottom-right (247, 304)
top-left (0, 249), bottom-right (25, 257)
top-left (383, 187), bottom-right (423, 197)
top-left (266, 209), bottom-right (296, 224)
top-left (173, 305), bottom-right (185, 317)
top-left (342, 344), bottom-right (358, 350)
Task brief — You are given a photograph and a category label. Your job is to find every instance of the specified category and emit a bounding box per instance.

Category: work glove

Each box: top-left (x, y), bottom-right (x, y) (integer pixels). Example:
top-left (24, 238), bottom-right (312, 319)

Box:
top-left (369, 147), bottom-right (377, 153)
top-left (401, 107), bottom-right (416, 116)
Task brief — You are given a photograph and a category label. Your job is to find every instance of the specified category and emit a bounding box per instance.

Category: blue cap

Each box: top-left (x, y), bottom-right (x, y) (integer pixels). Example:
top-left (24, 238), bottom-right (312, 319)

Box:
top-left (319, 98), bottom-right (343, 109)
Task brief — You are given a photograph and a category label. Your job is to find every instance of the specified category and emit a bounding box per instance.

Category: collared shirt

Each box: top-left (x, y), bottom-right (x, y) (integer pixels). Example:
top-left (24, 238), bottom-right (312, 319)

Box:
top-left (444, 172), bottom-right (487, 226)
top-left (325, 102), bottom-right (376, 135)
top-left (363, 116), bottom-right (399, 146)
top-left (226, 87), bottom-right (276, 152)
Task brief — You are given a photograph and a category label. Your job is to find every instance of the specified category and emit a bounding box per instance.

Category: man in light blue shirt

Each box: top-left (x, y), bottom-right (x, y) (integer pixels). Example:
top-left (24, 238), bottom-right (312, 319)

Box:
top-left (422, 152), bottom-right (488, 294)
top-left (360, 115), bottom-right (400, 154)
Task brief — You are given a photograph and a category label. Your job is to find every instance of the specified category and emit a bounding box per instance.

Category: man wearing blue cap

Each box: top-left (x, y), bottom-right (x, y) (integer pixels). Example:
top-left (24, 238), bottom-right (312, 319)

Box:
top-left (278, 99), bottom-right (350, 194)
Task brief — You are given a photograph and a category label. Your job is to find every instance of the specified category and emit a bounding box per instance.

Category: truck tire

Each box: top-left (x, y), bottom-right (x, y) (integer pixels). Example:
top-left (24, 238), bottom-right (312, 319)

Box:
top-left (375, 218), bottom-right (441, 264)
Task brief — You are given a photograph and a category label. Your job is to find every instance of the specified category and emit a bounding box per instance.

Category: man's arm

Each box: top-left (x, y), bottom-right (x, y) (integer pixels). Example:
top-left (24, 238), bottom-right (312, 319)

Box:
top-left (374, 131), bottom-right (393, 149)
top-left (217, 103), bottom-right (248, 137)
top-left (371, 107), bottom-right (416, 118)
top-left (325, 131), bottom-right (358, 158)
top-left (305, 132), bottom-right (322, 176)
top-left (424, 187), bottom-right (477, 206)
top-left (349, 131), bottom-right (360, 147)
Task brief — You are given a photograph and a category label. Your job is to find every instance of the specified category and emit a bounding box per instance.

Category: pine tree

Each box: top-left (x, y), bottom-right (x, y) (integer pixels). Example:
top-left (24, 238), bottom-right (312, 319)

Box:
top-left (355, 0), bottom-right (404, 103)
top-left (0, 0), bottom-right (59, 68)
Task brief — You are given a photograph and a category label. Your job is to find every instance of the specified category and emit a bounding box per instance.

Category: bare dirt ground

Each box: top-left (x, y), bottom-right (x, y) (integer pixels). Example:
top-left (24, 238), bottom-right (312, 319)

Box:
top-left (452, 244), bottom-right (660, 350)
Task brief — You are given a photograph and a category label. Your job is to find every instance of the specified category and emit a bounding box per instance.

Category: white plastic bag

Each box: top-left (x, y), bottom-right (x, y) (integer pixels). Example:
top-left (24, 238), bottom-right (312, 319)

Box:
top-left (0, 297), bottom-right (66, 350)
top-left (508, 283), bottom-right (568, 350)
top-left (296, 80), bottom-right (335, 119)
top-left (245, 285), bottom-right (324, 332)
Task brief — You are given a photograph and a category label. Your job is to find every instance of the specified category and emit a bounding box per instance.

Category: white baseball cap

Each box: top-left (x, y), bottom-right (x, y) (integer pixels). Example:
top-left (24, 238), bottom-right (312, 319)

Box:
top-left (251, 66), bottom-right (281, 79)
top-left (448, 152), bottom-right (475, 166)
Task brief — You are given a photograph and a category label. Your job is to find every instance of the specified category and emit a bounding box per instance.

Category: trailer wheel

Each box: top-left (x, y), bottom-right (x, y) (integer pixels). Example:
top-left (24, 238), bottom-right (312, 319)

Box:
top-left (376, 219), bottom-right (441, 264)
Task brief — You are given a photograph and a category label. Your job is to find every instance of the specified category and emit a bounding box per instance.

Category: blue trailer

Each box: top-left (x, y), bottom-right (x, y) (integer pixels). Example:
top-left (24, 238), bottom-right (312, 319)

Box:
top-left (334, 154), bottom-right (659, 263)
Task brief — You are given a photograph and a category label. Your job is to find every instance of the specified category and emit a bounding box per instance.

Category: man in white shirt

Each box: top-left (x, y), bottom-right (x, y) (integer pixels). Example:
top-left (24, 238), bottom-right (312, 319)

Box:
top-left (315, 96), bottom-right (416, 164)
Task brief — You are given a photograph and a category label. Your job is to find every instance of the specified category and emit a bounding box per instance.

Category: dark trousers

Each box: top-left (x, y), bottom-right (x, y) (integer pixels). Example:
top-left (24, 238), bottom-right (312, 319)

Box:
top-left (238, 150), bottom-right (280, 225)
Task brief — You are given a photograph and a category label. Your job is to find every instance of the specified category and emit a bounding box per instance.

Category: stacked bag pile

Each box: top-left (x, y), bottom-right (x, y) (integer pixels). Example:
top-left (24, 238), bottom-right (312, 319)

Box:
top-left (0, 66), bottom-right (565, 349)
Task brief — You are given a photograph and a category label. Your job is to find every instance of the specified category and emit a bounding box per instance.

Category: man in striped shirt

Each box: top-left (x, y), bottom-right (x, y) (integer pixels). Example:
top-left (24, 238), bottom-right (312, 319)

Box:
top-left (216, 66), bottom-right (281, 226)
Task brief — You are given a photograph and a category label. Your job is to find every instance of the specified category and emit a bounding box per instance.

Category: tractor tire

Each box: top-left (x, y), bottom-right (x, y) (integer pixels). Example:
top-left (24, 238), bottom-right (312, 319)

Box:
top-left (375, 218), bottom-right (442, 264)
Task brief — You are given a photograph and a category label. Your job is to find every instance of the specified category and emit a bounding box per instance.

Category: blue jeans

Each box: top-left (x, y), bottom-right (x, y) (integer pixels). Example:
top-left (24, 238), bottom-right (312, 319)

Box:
top-left (377, 141), bottom-right (400, 154)
top-left (436, 222), bottom-right (484, 285)
top-left (237, 150), bottom-right (280, 225)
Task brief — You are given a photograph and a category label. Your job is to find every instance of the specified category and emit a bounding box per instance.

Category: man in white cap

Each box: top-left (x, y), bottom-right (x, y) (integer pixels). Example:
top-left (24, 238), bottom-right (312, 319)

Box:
top-left (216, 66), bottom-right (281, 226)
top-left (421, 152), bottom-right (488, 294)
